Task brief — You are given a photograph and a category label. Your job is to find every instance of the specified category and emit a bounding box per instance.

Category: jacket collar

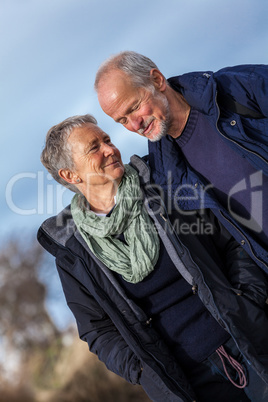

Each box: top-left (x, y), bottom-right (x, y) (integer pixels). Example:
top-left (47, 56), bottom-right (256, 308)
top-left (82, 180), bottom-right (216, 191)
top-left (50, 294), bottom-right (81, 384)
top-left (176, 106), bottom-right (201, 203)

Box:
top-left (168, 71), bottom-right (218, 116)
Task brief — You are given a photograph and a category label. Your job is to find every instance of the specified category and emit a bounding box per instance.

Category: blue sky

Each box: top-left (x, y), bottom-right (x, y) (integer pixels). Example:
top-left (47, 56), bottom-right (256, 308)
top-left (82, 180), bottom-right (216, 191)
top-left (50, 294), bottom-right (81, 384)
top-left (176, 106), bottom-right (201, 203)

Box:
top-left (1, 0), bottom-right (268, 327)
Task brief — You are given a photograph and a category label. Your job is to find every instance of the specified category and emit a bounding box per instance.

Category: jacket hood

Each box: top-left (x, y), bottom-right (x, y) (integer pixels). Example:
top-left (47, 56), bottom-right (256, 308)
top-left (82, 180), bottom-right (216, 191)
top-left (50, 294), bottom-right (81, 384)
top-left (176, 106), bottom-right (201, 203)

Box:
top-left (38, 206), bottom-right (74, 254)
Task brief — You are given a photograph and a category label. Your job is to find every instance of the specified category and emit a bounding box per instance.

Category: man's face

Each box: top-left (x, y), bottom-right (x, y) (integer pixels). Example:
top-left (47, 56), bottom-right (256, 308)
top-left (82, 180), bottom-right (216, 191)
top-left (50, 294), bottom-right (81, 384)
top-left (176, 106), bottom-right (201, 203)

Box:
top-left (97, 71), bottom-right (170, 142)
top-left (68, 123), bottom-right (124, 187)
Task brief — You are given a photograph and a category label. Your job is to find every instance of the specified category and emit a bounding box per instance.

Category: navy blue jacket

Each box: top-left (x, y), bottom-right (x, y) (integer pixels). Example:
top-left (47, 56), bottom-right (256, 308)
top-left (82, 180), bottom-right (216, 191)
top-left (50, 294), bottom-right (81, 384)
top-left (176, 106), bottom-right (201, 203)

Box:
top-left (38, 156), bottom-right (268, 402)
top-left (149, 64), bottom-right (268, 273)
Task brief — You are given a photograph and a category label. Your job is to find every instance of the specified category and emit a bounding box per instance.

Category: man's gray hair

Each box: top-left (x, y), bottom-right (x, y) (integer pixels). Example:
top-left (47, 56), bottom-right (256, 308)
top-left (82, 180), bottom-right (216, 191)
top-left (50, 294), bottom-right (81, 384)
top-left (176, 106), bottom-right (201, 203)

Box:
top-left (95, 51), bottom-right (163, 91)
top-left (41, 114), bottom-right (97, 193)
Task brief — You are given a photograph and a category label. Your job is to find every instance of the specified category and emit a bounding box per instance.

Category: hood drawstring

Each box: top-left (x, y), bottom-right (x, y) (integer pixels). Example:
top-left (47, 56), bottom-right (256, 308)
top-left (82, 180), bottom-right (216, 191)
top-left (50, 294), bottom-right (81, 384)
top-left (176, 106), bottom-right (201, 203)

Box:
top-left (216, 345), bottom-right (247, 389)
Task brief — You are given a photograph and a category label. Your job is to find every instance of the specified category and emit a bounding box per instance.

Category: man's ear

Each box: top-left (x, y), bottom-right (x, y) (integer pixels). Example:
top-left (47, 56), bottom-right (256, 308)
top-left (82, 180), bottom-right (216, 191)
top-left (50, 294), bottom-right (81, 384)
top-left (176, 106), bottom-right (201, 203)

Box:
top-left (58, 168), bottom-right (79, 184)
top-left (150, 69), bottom-right (167, 92)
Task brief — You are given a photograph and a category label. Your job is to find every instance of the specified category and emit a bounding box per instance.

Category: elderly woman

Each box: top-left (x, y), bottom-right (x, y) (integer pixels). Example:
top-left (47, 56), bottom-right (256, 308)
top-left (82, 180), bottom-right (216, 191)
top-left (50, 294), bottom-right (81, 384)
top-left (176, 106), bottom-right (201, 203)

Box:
top-left (38, 114), bottom-right (268, 402)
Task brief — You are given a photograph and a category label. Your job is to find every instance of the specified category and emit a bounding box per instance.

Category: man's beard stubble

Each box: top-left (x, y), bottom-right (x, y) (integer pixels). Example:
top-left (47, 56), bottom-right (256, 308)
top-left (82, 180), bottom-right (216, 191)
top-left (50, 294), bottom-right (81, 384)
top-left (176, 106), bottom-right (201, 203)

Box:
top-left (146, 95), bottom-right (171, 142)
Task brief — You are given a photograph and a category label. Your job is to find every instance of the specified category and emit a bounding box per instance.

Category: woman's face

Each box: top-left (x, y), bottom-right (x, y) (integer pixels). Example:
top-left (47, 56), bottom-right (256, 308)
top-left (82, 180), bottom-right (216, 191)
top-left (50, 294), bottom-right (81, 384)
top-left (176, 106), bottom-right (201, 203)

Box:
top-left (67, 123), bottom-right (124, 187)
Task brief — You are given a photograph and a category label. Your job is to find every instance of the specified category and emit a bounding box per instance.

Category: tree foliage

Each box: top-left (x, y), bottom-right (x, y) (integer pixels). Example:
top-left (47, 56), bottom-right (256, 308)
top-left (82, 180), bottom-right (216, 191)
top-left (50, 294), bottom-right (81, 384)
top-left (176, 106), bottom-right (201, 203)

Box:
top-left (0, 236), bottom-right (59, 351)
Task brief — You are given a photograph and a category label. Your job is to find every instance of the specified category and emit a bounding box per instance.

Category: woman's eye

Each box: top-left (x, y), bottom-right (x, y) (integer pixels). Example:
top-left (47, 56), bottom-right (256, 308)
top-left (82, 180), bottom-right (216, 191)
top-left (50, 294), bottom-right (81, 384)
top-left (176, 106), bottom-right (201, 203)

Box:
top-left (89, 145), bottom-right (98, 152)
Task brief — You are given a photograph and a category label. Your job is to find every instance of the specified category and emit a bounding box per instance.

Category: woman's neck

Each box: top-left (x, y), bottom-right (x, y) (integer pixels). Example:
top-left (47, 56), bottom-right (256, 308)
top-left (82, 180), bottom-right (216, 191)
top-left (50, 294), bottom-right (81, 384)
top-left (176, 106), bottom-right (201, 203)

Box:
top-left (89, 195), bottom-right (116, 214)
top-left (82, 180), bottom-right (120, 214)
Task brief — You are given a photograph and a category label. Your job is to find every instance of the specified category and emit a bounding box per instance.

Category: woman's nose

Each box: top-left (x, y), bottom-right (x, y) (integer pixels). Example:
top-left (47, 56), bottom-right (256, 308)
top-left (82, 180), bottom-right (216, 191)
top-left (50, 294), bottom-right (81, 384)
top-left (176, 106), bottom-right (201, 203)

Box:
top-left (102, 143), bottom-right (114, 156)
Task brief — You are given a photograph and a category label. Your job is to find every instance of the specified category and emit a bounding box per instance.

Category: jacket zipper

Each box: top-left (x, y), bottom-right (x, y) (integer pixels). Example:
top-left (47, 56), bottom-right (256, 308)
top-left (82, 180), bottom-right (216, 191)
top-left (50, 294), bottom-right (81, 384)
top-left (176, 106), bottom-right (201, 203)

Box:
top-left (159, 211), bottom-right (199, 294)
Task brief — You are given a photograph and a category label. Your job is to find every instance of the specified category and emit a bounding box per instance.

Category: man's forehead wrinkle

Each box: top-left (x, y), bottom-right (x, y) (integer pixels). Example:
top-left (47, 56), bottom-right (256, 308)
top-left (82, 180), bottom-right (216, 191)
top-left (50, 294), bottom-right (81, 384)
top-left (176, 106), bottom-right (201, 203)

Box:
top-left (113, 100), bottom-right (135, 123)
top-left (106, 93), bottom-right (131, 121)
top-left (100, 89), bottom-right (122, 116)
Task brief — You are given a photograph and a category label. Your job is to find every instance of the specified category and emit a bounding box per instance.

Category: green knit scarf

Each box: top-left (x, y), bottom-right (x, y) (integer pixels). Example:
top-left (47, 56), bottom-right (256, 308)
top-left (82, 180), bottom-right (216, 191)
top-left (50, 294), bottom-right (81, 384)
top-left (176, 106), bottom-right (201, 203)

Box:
top-left (71, 164), bottom-right (160, 283)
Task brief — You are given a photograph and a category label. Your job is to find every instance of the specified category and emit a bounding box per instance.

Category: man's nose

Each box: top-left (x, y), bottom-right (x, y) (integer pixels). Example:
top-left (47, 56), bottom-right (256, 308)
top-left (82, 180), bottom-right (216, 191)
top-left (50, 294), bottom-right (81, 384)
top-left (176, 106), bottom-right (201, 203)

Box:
top-left (128, 115), bottom-right (143, 132)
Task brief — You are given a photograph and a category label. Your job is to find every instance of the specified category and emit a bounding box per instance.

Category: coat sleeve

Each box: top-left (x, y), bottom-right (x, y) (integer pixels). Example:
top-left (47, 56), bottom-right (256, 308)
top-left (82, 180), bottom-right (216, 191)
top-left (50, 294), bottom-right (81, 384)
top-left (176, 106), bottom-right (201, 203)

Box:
top-left (56, 262), bottom-right (142, 384)
top-left (209, 210), bottom-right (268, 307)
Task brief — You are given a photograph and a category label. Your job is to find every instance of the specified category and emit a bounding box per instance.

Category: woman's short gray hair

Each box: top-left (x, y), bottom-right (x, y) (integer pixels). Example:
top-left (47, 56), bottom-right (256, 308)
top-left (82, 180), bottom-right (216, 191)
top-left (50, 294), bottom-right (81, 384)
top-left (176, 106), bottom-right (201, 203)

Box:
top-left (95, 51), bottom-right (161, 91)
top-left (41, 114), bottom-right (97, 193)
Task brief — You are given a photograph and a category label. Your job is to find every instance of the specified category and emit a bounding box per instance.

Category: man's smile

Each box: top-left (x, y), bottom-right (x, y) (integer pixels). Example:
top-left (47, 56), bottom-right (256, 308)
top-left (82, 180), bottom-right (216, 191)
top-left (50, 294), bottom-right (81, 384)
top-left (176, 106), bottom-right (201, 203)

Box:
top-left (139, 118), bottom-right (155, 137)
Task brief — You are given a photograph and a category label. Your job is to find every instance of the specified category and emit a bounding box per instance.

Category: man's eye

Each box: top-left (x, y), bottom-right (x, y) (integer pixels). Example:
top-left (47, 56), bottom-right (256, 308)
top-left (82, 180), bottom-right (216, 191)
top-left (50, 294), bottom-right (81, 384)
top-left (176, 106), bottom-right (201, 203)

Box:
top-left (132, 104), bottom-right (140, 111)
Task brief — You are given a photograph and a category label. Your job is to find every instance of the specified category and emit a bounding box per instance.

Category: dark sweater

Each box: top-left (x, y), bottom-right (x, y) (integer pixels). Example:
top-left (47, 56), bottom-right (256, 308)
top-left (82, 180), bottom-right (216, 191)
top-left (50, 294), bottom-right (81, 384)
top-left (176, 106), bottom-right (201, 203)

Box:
top-left (175, 108), bottom-right (268, 247)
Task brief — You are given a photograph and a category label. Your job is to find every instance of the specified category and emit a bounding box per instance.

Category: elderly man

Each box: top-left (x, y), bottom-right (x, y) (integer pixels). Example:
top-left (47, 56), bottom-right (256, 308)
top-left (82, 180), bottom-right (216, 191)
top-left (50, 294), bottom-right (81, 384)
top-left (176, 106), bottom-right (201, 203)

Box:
top-left (38, 114), bottom-right (268, 401)
top-left (95, 51), bottom-right (268, 273)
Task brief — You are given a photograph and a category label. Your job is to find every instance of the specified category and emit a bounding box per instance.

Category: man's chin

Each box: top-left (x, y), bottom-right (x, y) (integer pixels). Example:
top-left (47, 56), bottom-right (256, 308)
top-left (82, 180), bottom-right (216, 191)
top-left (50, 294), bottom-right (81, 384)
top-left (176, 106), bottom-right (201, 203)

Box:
top-left (146, 120), bottom-right (169, 142)
top-left (147, 131), bottom-right (167, 142)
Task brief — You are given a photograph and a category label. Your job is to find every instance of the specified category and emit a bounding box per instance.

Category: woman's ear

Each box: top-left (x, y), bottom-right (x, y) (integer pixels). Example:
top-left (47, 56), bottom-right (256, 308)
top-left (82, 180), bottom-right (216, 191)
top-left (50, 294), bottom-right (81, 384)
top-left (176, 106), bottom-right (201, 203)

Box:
top-left (58, 168), bottom-right (80, 184)
top-left (150, 68), bottom-right (167, 92)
